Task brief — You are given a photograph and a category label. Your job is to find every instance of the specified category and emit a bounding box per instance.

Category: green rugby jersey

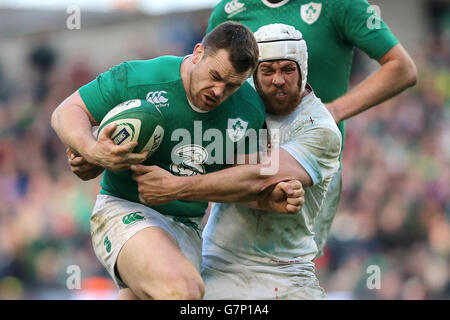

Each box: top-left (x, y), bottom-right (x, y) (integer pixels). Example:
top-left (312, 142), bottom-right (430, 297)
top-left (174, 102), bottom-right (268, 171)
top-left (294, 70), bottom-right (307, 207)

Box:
top-left (79, 56), bottom-right (266, 218)
top-left (207, 0), bottom-right (399, 165)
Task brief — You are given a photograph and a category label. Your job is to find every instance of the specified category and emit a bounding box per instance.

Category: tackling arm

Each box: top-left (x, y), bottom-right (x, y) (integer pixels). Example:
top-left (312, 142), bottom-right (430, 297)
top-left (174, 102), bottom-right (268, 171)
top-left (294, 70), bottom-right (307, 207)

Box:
top-left (180, 149), bottom-right (312, 202)
top-left (132, 148), bottom-right (312, 204)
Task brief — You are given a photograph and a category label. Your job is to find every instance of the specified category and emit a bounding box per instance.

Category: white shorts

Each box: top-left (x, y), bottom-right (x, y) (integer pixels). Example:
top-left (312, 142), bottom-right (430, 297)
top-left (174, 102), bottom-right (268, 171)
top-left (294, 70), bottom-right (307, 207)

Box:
top-left (90, 195), bottom-right (203, 289)
top-left (201, 255), bottom-right (327, 300)
top-left (313, 169), bottom-right (342, 258)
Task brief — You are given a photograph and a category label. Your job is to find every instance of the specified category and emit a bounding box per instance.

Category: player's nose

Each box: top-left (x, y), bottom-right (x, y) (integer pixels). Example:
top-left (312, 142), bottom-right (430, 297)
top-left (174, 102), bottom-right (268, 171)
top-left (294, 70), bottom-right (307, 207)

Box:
top-left (212, 83), bottom-right (225, 99)
top-left (272, 71), bottom-right (285, 87)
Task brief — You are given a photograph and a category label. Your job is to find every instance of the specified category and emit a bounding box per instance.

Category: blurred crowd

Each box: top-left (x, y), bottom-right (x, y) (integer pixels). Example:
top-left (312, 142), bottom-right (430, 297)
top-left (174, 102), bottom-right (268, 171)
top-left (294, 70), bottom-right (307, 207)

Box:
top-left (316, 35), bottom-right (450, 299)
top-left (0, 13), bottom-right (449, 300)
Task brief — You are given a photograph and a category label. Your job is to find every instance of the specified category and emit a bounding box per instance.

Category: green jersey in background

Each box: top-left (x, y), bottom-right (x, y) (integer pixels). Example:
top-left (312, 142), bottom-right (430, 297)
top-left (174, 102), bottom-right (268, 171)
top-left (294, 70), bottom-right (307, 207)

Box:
top-left (207, 0), bottom-right (399, 164)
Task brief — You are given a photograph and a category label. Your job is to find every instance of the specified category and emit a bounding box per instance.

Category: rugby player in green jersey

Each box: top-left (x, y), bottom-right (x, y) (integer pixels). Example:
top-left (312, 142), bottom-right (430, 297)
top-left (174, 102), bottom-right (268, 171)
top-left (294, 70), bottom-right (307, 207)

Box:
top-left (52, 22), bottom-right (303, 300)
top-left (207, 0), bottom-right (417, 258)
top-left (130, 23), bottom-right (342, 299)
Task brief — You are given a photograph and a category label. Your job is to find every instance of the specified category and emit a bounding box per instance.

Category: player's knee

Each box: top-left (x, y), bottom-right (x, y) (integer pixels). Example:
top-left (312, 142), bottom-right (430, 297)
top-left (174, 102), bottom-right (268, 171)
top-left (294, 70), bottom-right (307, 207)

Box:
top-left (179, 279), bottom-right (204, 300)
top-left (139, 272), bottom-right (204, 300)
top-left (194, 277), bottom-right (205, 299)
top-left (117, 288), bottom-right (140, 300)
top-left (163, 274), bottom-right (204, 300)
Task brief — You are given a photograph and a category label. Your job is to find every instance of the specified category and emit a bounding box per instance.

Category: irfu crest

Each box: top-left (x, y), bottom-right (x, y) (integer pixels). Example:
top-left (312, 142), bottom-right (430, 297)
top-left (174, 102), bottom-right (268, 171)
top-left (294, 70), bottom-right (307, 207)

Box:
top-left (227, 118), bottom-right (248, 142)
top-left (301, 2), bottom-right (322, 25)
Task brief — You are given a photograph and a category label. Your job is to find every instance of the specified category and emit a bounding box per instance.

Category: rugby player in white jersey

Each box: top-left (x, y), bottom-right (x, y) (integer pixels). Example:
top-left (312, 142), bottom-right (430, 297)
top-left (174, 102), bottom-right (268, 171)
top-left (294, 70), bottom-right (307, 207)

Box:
top-left (132, 23), bottom-right (342, 299)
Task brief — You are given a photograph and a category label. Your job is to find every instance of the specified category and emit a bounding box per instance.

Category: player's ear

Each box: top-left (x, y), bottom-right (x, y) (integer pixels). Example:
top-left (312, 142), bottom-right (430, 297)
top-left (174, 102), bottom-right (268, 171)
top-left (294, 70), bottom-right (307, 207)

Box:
top-left (192, 44), bottom-right (205, 64)
top-left (252, 67), bottom-right (262, 94)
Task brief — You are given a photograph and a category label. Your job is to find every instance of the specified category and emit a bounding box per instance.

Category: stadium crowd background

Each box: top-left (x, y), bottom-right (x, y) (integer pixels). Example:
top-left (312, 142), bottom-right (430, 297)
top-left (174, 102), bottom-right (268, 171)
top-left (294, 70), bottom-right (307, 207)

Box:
top-left (0, 0), bottom-right (449, 299)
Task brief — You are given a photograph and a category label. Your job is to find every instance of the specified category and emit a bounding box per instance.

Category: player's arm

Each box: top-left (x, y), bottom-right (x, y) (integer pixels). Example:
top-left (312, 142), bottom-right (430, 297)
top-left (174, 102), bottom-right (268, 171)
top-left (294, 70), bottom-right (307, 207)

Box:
top-left (131, 149), bottom-right (306, 213)
top-left (326, 0), bottom-right (417, 123)
top-left (51, 90), bottom-right (99, 155)
top-left (179, 149), bottom-right (312, 200)
top-left (239, 176), bottom-right (305, 214)
top-left (326, 44), bottom-right (417, 123)
top-left (51, 90), bottom-right (144, 171)
top-left (66, 147), bottom-right (104, 181)
top-left (51, 63), bottom-right (148, 172)
top-left (132, 125), bottom-right (341, 206)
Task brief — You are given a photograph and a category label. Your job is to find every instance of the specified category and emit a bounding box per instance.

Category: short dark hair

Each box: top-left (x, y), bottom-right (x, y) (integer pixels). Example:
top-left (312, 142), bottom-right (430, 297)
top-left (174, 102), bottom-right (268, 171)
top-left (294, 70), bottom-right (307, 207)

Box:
top-left (202, 21), bottom-right (259, 74)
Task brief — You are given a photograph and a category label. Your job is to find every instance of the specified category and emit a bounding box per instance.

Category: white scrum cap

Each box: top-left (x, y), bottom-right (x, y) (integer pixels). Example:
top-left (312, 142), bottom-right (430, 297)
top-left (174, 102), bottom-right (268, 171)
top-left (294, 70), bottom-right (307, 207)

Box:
top-left (254, 23), bottom-right (308, 94)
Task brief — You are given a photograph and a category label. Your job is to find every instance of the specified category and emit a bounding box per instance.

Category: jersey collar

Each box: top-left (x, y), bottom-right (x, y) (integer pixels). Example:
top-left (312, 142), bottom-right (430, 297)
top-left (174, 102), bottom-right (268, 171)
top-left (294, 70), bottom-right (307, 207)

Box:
top-left (261, 0), bottom-right (290, 8)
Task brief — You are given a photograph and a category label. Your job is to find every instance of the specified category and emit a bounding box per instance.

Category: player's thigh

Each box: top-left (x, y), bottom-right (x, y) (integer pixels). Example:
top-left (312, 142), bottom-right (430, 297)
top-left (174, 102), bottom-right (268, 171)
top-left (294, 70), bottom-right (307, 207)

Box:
top-left (117, 226), bottom-right (204, 300)
top-left (202, 264), bottom-right (250, 300)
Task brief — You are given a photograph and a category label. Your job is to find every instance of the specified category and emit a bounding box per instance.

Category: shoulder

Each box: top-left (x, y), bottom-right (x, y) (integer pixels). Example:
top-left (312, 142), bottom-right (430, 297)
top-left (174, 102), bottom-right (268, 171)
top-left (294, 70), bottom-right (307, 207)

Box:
top-left (299, 92), bottom-right (342, 148)
top-left (124, 56), bottom-right (183, 85)
top-left (330, 0), bottom-right (384, 21)
top-left (206, 1), bottom-right (228, 33)
top-left (324, 0), bottom-right (371, 19)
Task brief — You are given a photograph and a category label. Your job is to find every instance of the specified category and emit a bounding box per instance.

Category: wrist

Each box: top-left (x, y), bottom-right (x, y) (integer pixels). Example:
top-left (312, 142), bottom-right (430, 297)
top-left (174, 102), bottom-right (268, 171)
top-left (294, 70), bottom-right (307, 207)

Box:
top-left (175, 176), bottom-right (195, 200)
top-left (255, 187), bottom-right (273, 211)
top-left (79, 139), bottom-right (97, 165)
top-left (256, 198), bottom-right (270, 211)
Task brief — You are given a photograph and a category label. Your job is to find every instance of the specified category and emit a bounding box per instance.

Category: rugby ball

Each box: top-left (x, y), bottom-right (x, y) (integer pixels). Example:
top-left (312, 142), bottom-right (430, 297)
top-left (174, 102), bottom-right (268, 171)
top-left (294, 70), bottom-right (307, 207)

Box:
top-left (97, 99), bottom-right (165, 157)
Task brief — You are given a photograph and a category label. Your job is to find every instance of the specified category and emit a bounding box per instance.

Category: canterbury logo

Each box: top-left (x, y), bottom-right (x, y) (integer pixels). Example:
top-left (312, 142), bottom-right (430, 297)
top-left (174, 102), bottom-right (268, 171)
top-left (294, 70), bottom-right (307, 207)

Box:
top-left (225, 0), bottom-right (245, 15)
top-left (146, 91), bottom-right (168, 104)
top-left (122, 211), bottom-right (145, 225)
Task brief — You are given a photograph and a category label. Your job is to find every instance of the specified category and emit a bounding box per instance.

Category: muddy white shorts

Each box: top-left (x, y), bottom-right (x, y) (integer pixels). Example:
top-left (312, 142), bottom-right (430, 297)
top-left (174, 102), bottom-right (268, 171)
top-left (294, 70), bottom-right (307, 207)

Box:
top-left (90, 195), bottom-right (203, 289)
top-left (201, 254), bottom-right (327, 300)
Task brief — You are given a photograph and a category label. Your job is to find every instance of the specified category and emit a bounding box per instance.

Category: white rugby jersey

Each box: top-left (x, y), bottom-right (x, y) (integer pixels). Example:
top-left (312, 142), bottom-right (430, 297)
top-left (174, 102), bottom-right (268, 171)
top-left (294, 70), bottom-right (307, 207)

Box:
top-left (202, 87), bottom-right (341, 265)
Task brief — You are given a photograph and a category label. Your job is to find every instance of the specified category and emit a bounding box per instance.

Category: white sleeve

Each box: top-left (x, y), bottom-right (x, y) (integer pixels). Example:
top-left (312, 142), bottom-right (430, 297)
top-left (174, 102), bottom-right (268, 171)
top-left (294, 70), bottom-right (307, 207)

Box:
top-left (281, 125), bottom-right (342, 185)
top-left (246, 76), bottom-right (256, 89)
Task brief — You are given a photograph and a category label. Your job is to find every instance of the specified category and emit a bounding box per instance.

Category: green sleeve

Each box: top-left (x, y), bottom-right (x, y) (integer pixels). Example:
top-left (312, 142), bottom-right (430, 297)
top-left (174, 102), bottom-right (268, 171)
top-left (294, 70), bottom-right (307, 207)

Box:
top-left (78, 62), bottom-right (129, 123)
top-left (206, 1), bottom-right (227, 33)
top-left (337, 0), bottom-right (399, 60)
